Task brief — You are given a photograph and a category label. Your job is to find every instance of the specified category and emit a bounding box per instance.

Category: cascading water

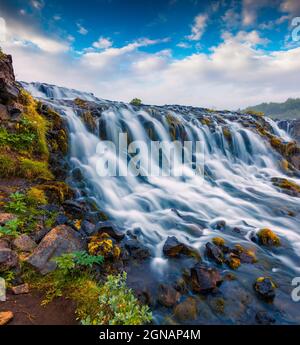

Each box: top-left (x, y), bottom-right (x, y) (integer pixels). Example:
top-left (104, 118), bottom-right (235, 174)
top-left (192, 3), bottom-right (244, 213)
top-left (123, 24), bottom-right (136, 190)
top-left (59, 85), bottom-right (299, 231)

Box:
top-left (21, 81), bottom-right (300, 324)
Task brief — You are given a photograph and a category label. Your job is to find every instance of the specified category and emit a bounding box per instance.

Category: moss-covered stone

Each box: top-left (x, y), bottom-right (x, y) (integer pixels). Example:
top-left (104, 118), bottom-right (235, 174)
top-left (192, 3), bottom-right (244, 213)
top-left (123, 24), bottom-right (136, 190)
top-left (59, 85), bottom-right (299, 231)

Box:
top-left (257, 228), bottom-right (280, 247)
top-left (19, 158), bottom-right (53, 180)
top-left (88, 232), bottom-right (121, 260)
top-left (212, 237), bottom-right (225, 247)
top-left (26, 187), bottom-right (47, 205)
top-left (271, 177), bottom-right (300, 195)
top-left (34, 182), bottom-right (73, 204)
top-left (74, 98), bottom-right (88, 108)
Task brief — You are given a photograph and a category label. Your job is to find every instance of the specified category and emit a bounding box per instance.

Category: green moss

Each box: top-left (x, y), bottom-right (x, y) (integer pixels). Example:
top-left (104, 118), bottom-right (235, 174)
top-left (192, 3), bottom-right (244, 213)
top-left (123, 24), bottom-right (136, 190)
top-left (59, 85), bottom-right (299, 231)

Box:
top-left (34, 181), bottom-right (73, 204)
top-left (165, 114), bottom-right (181, 140)
top-left (82, 111), bottom-right (97, 132)
top-left (74, 98), bottom-right (88, 108)
top-left (19, 158), bottom-right (53, 180)
top-left (0, 152), bottom-right (17, 177)
top-left (257, 228), bottom-right (281, 247)
top-left (212, 237), bottom-right (225, 247)
top-left (130, 98), bottom-right (142, 106)
top-left (272, 177), bottom-right (300, 194)
top-left (222, 127), bottom-right (232, 143)
top-left (26, 187), bottom-right (48, 205)
top-left (247, 110), bottom-right (264, 117)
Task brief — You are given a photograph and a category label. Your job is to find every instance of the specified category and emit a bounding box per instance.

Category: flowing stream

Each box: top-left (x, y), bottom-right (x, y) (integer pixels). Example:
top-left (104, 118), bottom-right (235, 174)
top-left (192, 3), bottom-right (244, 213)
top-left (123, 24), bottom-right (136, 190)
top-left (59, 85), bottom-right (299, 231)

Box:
top-left (21, 81), bottom-right (300, 324)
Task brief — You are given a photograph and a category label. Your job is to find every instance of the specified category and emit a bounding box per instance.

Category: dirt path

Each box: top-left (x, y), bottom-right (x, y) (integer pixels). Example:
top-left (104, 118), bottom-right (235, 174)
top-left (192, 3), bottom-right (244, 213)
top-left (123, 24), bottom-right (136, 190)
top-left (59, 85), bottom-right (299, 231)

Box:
top-left (0, 290), bottom-right (78, 325)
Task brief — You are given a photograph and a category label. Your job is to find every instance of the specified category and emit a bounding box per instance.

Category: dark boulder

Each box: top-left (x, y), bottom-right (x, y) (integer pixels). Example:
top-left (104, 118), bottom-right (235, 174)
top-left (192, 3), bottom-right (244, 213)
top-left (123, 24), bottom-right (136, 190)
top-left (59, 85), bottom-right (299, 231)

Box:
top-left (190, 263), bottom-right (222, 293)
top-left (63, 200), bottom-right (87, 218)
top-left (205, 242), bottom-right (224, 265)
top-left (253, 277), bottom-right (276, 301)
top-left (80, 220), bottom-right (96, 236)
top-left (157, 284), bottom-right (180, 308)
top-left (95, 221), bottom-right (124, 241)
top-left (163, 236), bottom-right (200, 259)
top-left (123, 239), bottom-right (151, 261)
top-left (0, 248), bottom-right (18, 272)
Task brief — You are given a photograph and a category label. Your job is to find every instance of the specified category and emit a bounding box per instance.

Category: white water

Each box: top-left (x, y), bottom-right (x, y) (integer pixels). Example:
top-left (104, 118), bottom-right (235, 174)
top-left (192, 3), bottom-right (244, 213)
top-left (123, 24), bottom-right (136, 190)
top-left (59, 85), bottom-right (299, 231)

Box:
top-left (22, 82), bottom-right (300, 276)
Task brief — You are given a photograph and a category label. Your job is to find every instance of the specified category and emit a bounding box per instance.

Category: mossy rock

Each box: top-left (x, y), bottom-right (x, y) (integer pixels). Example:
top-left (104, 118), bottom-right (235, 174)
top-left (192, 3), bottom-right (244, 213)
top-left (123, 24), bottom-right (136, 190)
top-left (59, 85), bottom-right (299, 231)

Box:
top-left (19, 158), bottom-right (53, 181)
top-left (74, 98), bottom-right (88, 108)
top-left (81, 111), bottom-right (97, 133)
top-left (271, 177), bottom-right (300, 195)
top-left (34, 182), bottom-right (73, 204)
top-left (26, 187), bottom-right (47, 205)
top-left (257, 228), bottom-right (280, 247)
top-left (212, 237), bottom-right (225, 247)
top-left (88, 232), bottom-right (121, 260)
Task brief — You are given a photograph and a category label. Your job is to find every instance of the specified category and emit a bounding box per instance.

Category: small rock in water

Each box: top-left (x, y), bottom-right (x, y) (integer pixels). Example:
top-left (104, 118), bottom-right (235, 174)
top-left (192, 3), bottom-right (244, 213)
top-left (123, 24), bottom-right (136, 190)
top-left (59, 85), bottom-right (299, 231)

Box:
top-left (173, 297), bottom-right (198, 321)
top-left (0, 311), bottom-right (14, 325)
top-left (255, 311), bottom-right (276, 325)
top-left (13, 234), bottom-right (36, 252)
top-left (253, 277), bottom-right (276, 301)
top-left (94, 221), bottom-right (124, 241)
top-left (163, 236), bottom-right (200, 259)
top-left (11, 283), bottom-right (29, 295)
top-left (257, 228), bottom-right (281, 247)
top-left (205, 242), bottom-right (224, 265)
top-left (157, 284), bottom-right (181, 308)
top-left (190, 263), bottom-right (222, 293)
top-left (123, 239), bottom-right (151, 260)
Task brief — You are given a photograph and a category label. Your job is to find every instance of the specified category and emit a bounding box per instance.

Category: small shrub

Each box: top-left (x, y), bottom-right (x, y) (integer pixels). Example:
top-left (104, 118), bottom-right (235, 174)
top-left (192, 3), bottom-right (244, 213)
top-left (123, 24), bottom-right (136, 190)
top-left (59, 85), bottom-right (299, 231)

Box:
top-left (130, 98), bottom-right (142, 106)
top-left (5, 192), bottom-right (27, 214)
top-left (81, 272), bottom-right (152, 325)
top-left (0, 153), bottom-right (17, 177)
top-left (0, 218), bottom-right (22, 237)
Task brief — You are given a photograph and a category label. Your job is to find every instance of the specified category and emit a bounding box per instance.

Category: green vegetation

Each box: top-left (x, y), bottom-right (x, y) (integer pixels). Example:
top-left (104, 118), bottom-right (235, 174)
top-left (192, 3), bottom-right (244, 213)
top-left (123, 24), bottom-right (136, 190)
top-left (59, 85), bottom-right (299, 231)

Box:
top-left (5, 192), bottom-right (27, 214)
top-left (244, 98), bottom-right (300, 120)
top-left (0, 218), bottom-right (22, 237)
top-left (19, 158), bottom-right (53, 180)
top-left (130, 98), bottom-right (142, 106)
top-left (81, 272), bottom-right (152, 325)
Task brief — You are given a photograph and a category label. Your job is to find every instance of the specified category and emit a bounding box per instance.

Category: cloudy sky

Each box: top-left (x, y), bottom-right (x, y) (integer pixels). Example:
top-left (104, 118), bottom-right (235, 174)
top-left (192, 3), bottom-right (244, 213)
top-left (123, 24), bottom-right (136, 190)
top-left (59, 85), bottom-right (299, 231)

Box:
top-left (0, 0), bottom-right (300, 109)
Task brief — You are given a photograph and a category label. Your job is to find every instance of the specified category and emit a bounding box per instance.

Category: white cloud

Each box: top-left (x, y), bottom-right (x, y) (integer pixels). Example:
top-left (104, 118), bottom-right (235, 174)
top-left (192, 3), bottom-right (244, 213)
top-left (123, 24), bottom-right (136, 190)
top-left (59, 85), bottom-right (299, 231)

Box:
top-left (2, 24), bottom-right (300, 110)
top-left (92, 37), bottom-right (113, 49)
top-left (177, 42), bottom-right (191, 48)
top-left (31, 0), bottom-right (44, 11)
top-left (77, 23), bottom-right (88, 35)
top-left (186, 14), bottom-right (208, 41)
top-left (242, 0), bottom-right (272, 26)
top-left (222, 8), bottom-right (240, 29)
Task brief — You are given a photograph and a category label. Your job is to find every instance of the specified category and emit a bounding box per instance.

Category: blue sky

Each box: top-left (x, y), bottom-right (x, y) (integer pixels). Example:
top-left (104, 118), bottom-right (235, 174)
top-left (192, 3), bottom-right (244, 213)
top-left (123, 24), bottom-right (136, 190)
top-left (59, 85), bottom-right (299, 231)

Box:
top-left (0, 0), bottom-right (300, 109)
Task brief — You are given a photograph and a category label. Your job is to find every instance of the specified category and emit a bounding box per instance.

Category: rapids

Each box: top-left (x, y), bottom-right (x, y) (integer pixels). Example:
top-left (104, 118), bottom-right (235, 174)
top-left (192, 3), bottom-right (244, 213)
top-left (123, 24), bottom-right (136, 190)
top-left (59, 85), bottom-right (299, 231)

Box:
top-left (21, 81), bottom-right (300, 324)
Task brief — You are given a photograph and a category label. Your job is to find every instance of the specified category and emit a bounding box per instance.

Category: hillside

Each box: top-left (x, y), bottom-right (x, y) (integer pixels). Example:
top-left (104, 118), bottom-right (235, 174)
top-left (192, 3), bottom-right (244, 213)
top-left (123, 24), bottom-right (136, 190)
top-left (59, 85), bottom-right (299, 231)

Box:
top-left (244, 98), bottom-right (300, 120)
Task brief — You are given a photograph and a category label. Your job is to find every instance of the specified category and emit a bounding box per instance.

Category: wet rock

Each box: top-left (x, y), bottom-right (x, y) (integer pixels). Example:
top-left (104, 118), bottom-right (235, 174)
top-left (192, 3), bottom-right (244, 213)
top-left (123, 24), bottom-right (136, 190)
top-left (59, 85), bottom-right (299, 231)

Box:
top-left (205, 242), bottom-right (224, 265)
top-left (62, 200), bottom-right (87, 219)
top-left (255, 311), bottom-right (276, 325)
top-left (253, 277), bottom-right (276, 301)
top-left (88, 232), bottom-right (120, 260)
top-left (32, 227), bottom-right (51, 244)
top-left (225, 253), bottom-right (241, 270)
top-left (13, 234), bottom-right (36, 252)
top-left (257, 228), bottom-right (281, 247)
top-left (55, 213), bottom-right (70, 226)
top-left (163, 236), bottom-right (200, 259)
top-left (123, 239), bottom-right (151, 260)
top-left (190, 263), bottom-right (222, 293)
top-left (173, 297), bottom-right (198, 322)
top-left (0, 213), bottom-right (15, 226)
top-left (0, 248), bottom-right (18, 272)
top-left (157, 284), bottom-right (181, 308)
top-left (0, 53), bottom-right (20, 102)
top-left (11, 283), bottom-right (29, 295)
top-left (72, 167), bottom-right (84, 182)
top-left (0, 311), bottom-right (14, 325)
top-left (94, 221), bottom-right (124, 241)
top-left (212, 237), bottom-right (225, 247)
top-left (232, 244), bottom-right (257, 264)
top-left (26, 225), bottom-right (85, 274)
top-left (211, 220), bottom-right (226, 230)
top-left (80, 220), bottom-right (96, 236)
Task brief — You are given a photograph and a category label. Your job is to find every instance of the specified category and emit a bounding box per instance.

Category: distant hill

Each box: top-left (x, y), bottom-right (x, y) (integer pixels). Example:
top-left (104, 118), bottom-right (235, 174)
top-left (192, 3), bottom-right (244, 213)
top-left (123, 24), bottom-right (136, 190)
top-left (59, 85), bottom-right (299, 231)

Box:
top-left (244, 98), bottom-right (300, 120)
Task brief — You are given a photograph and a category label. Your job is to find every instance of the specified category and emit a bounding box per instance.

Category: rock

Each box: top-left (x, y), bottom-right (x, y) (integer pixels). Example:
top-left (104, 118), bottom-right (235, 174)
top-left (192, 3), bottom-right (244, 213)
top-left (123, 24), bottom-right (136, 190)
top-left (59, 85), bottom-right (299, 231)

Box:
top-left (80, 220), bottom-right (96, 236)
top-left (225, 253), bottom-right (241, 270)
top-left (255, 311), bottom-right (276, 325)
top-left (13, 234), bottom-right (36, 252)
top-left (253, 277), bottom-right (276, 301)
top-left (205, 242), bottom-right (224, 265)
top-left (11, 283), bottom-right (29, 295)
top-left (123, 239), bottom-right (151, 260)
top-left (0, 104), bottom-right (9, 120)
top-left (72, 167), bottom-right (84, 182)
top-left (212, 237), bottom-right (225, 247)
top-left (257, 228), bottom-right (280, 247)
top-left (0, 311), bottom-right (14, 325)
top-left (163, 236), bottom-right (200, 259)
top-left (0, 248), bottom-right (18, 272)
top-left (62, 200), bottom-right (87, 218)
top-left (55, 213), bottom-right (70, 226)
top-left (211, 220), bottom-right (226, 230)
top-left (173, 297), bottom-right (198, 322)
top-left (157, 284), bottom-right (180, 308)
top-left (232, 244), bottom-right (257, 264)
top-left (95, 221), bottom-right (124, 241)
top-left (26, 225), bottom-right (85, 274)
top-left (32, 227), bottom-right (51, 243)
top-left (0, 53), bottom-right (20, 102)
top-left (0, 239), bottom-right (10, 249)
top-left (0, 213), bottom-right (15, 226)
top-left (190, 263), bottom-right (222, 293)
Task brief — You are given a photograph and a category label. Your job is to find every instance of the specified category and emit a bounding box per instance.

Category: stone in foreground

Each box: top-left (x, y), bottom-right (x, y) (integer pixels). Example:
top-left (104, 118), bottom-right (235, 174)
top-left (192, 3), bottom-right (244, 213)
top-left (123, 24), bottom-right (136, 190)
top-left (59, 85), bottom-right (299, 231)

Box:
top-left (26, 225), bottom-right (85, 274)
top-left (190, 263), bottom-right (222, 293)
top-left (13, 234), bottom-right (37, 252)
top-left (11, 283), bottom-right (29, 295)
top-left (0, 311), bottom-right (14, 325)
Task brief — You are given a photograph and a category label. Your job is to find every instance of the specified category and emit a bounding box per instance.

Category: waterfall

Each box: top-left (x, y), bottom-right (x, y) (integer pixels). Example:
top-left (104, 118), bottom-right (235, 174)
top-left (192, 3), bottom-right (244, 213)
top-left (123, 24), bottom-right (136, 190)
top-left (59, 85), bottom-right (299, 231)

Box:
top-left (21, 82), bottom-right (300, 296)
